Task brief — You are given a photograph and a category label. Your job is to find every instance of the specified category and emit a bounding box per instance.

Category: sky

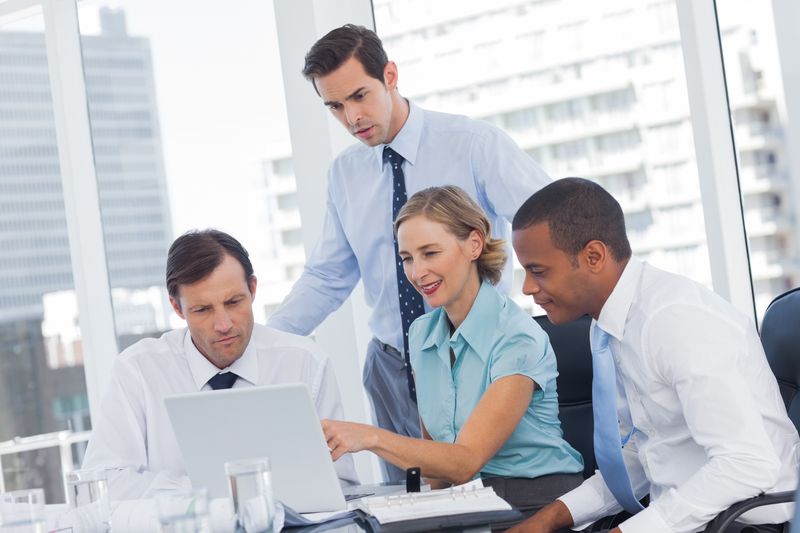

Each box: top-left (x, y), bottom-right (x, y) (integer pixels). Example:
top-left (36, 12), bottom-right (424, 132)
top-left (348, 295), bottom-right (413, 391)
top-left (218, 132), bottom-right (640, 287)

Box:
top-left (0, 0), bottom-right (304, 316)
top-left (75, 0), bottom-right (298, 290)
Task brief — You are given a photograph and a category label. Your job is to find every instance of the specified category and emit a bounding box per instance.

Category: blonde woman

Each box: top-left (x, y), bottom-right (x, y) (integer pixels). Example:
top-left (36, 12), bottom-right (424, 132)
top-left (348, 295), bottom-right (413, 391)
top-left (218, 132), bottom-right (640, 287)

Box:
top-left (323, 186), bottom-right (583, 515)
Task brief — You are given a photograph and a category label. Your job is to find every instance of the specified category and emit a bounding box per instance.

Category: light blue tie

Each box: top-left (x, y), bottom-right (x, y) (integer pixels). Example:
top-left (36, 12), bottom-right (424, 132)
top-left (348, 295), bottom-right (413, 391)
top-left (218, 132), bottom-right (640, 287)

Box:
top-left (591, 323), bottom-right (644, 514)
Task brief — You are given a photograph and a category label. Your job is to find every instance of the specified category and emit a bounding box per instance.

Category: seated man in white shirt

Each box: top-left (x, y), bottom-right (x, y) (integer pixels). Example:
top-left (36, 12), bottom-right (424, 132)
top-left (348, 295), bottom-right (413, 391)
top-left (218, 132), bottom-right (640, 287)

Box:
top-left (509, 178), bottom-right (799, 533)
top-left (82, 229), bottom-right (358, 499)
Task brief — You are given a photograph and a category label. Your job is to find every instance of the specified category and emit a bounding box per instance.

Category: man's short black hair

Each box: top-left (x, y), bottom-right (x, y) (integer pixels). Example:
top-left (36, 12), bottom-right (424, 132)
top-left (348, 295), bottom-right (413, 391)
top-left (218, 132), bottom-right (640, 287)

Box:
top-left (166, 229), bottom-right (254, 300)
top-left (302, 24), bottom-right (388, 89)
top-left (512, 177), bottom-right (632, 262)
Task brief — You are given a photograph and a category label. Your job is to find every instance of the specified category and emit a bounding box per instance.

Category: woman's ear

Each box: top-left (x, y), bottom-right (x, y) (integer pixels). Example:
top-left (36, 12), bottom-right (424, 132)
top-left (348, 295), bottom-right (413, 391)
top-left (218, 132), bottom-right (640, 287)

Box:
top-left (469, 229), bottom-right (484, 260)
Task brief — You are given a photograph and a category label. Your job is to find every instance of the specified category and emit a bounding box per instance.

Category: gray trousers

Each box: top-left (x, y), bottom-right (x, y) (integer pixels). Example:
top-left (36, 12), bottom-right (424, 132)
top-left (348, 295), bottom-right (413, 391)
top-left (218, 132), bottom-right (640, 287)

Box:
top-left (362, 338), bottom-right (421, 482)
top-left (483, 473), bottom-right (584, 516)
top-left (483, 473), bottom-right (584, 531)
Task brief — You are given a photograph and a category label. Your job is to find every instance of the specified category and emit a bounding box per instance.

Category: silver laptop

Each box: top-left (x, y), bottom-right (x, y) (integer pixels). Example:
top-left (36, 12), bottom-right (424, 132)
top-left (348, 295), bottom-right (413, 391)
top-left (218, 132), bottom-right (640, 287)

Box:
top-left (164, 383), bottom-right (347, 513)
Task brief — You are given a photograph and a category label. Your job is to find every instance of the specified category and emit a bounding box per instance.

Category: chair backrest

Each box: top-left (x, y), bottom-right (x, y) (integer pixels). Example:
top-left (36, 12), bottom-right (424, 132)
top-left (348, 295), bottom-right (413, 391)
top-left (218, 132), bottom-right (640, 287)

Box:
top-left (534, 314), bottom-right (595, 478)
top-left (760, 287), bottom-right (800, 433)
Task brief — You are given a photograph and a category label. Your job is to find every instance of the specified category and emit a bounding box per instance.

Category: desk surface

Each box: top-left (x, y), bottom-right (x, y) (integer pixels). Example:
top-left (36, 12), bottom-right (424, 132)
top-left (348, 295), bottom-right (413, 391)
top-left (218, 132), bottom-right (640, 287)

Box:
top-left (45, 483), bottom-right (497, 533)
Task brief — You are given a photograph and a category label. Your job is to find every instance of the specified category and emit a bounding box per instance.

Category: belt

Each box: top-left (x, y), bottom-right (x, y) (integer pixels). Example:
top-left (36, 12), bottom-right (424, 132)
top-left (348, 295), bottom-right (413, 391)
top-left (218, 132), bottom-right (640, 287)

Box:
top-left (375, 339), bottom-right (403, 358)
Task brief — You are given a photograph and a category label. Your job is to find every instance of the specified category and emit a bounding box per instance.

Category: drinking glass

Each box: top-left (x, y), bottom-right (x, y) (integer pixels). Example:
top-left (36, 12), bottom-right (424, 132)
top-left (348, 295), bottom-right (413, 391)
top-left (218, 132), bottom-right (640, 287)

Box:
top-left (65, 468), bottom-right (111, 532)
top-left (156, 487), bottom-right (211, 533)
top-left (0, 488), bottom-right (46, 533)
top-left (224, 457), bottom-right (275, 533)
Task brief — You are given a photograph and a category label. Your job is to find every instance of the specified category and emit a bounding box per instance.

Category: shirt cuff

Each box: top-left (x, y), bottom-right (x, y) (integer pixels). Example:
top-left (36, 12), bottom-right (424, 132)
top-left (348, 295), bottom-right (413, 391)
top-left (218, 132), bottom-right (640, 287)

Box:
top-left (618, 507), bottom-right (671, 533)
top-left (558, 481), bottom-right (614, 531)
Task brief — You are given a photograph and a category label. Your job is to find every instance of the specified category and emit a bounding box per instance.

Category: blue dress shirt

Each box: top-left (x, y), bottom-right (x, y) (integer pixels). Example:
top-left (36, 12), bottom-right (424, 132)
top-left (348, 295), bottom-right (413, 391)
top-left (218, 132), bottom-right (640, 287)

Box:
top-left (409, 281), bottom-right (584, 479)
top-left (267, 101), bottom-right (550, 351)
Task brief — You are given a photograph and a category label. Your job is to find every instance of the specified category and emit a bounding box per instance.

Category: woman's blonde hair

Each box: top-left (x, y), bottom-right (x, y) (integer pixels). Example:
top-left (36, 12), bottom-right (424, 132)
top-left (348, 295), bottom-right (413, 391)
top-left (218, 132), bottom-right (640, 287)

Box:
top-left (394, 185), bottom-right (507, 285)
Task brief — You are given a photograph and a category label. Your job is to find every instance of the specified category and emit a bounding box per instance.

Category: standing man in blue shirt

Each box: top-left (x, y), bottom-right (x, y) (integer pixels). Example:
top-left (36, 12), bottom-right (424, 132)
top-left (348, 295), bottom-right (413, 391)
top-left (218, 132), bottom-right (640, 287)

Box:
top-left (267, 24), bottom-right (550, 481)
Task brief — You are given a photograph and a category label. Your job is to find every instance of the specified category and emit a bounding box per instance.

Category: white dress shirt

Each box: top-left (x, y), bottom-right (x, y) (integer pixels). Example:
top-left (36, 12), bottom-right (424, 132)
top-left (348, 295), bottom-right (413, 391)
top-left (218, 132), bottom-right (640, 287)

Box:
top-left (82, 324), bottom-right (358, 500)
top-left (559, 258), bottom-right (799, 533)
top-left (267, 101), bottom-right (549, 350)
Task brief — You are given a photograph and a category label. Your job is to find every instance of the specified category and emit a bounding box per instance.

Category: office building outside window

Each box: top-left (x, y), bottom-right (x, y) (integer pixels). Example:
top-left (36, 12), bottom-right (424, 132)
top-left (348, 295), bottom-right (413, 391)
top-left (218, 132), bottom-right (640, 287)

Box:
top-left (371, 0), bottom-right (797, 317)
top-left (717, 0), bottom-right (799, 318)
top-left (0, 10), bottom-right (90, 504)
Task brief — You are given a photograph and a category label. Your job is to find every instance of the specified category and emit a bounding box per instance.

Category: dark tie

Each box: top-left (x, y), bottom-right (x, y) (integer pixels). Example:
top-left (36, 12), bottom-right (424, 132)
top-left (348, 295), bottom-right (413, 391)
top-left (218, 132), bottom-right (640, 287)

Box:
top-left (384, 146), bottom-right (425, 403)
top-left (207, 371), bottom-right (239, 390)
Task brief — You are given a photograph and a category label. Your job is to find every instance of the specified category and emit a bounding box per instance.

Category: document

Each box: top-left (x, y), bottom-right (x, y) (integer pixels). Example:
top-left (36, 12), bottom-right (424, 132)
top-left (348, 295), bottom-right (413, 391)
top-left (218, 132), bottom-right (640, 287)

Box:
top-left (355, 479), bottom-right (511, 525)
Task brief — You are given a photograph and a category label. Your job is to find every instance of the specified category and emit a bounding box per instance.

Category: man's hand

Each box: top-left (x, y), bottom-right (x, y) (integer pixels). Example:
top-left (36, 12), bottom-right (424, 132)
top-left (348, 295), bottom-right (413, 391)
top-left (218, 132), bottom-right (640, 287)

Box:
top-left (321, 419), bottom-right (379, 461)
top-left (507, 500), bottom-right (574, 533)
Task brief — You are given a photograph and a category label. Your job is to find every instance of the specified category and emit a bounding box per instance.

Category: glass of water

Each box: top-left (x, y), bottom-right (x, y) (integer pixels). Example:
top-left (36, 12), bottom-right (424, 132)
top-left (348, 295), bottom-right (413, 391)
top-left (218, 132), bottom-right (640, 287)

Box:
top-left (0, 488), bottom-right (46, 533)
top-left (224, 457), bottom-right (275, 533)
top-left (65, 468), bottom-right (111, 532)
top-left (156, 488), bottom-right (211, 533)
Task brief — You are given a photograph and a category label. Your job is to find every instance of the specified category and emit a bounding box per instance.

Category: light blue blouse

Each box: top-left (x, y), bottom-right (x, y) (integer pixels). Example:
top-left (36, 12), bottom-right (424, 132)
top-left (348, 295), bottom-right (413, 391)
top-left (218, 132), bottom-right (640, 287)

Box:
top-left (409, 281), bottom-right (584, 478)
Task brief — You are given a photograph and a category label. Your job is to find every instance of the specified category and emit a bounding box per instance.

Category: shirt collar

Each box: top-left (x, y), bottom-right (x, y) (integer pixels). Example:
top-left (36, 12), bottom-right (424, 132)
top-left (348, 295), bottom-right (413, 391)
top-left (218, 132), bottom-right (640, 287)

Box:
top-left (184, 329), bottom-right (259, 390)
top-left (420, 281), bottom-right (500, 363)
top-left (453, 281), bottom-right (502, 361)
top-left (420, 307), bottom-right (450, 353)
top-left (372, 99), bottom-right (423, 167)
top-left (596, 257), bottom-right (643, 341)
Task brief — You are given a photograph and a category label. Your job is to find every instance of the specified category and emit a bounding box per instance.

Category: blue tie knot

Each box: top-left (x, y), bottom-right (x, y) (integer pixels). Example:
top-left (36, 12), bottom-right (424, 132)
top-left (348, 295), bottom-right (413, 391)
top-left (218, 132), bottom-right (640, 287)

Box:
top-left (591, 323), bottom-right (611, 352)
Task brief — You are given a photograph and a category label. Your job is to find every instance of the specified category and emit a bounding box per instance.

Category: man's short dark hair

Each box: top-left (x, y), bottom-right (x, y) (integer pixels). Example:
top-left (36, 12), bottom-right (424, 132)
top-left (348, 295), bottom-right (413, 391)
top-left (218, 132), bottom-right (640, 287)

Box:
top-left (166, 229), bottom-right (254, 300)
top-left (512, 177), bottom-right (632, 262)
top-left (302, 24), bottom-right (388, 89)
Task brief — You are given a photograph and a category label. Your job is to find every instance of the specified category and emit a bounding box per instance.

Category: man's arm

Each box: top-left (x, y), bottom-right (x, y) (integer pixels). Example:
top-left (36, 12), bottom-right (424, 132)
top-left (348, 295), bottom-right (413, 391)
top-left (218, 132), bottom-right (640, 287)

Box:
top-left (508, 500), bottom-right (575, 533)
top-left (312, 354), bottom-right (360, 486)
top-left (471, 124), bottom-right (551, 222)
top-left (617, 303), bottom-right (782, 533)
top-left (82, 357), bottom-right (190, 499)
top-left (511, 458), bottom-right (646, 533)
top-left (267, 178), bottom-right (361, 335)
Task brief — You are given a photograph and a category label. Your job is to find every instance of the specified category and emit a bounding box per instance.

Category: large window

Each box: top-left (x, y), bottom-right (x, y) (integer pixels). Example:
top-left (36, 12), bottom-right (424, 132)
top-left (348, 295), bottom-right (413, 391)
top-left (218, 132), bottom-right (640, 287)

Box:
top-left (374, 0), bottom-right (714, 313)
top-left (0, 6), bottom-right (90, 503)
top-left (75, 0), bottom-right (297, 334)
top-left (1, 0), bottom-right (300, 498)
top-left (717, 0), bottom-right (799, 318)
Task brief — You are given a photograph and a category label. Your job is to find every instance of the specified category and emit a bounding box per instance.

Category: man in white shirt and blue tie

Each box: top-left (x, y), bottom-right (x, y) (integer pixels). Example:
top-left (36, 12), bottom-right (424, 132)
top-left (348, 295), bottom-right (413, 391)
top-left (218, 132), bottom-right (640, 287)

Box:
top-left (267, 24), bottom-right (550, 480)
top-left (83, 229), bottom-right (357, 499)
top-left (509, 178), bottom-right (799, 533)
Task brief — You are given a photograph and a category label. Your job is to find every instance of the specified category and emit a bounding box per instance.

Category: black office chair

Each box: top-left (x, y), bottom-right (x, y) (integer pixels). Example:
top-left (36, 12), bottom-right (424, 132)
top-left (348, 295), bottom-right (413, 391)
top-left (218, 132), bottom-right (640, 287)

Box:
top-left (704, 287), bottom-right (800, 533)
top-left (534, 314), bottom-right (595, 478)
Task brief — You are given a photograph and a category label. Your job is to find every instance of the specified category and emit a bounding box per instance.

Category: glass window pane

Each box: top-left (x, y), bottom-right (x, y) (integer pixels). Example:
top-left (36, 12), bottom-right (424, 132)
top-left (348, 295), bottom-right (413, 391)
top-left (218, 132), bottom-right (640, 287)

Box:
top-left (374, 0), bottom-right (713, 313)
top-left (0, 7), bottom-right (90, 503)
top-left (716, 1), bottom-right (798, 320)
top-left (76, 2), bottom-right (296, 336)
top-left (77, 6), bottom-right (174, 350)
